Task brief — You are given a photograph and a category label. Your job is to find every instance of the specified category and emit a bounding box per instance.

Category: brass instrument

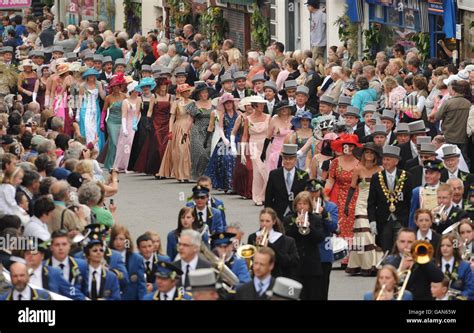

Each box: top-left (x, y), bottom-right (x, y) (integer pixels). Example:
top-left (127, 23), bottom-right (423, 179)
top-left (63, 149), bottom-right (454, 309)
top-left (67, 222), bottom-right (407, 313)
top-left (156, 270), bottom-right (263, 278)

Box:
top-left (376, 284), bottom-right (386, 301)
top-left (447, 288), bottom-right (468, 300)
top-left (200, 243), bottom-right (239, 287)
top-left (236, 244), bottom-right (257, 270)
top-left (432, 205), bottom-right (447, 225)
top-left (298, 211), bottom-right (310, 236)
top-left (257, 227), bottom-right (269, 247)
top-left (442, 221), bottom-right (461, 236)
top-left (397, 240), bottom-right (434, 300)
top-left (313, 197), bottom-right (322, 215)
top-left (461, 239), bottom-right (473, 262)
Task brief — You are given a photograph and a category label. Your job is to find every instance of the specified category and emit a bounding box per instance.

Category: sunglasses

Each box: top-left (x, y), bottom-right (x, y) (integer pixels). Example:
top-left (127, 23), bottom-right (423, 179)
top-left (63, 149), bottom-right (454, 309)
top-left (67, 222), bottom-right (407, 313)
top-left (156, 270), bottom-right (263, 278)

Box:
top-left (91, 248), bottom-right (104, 253)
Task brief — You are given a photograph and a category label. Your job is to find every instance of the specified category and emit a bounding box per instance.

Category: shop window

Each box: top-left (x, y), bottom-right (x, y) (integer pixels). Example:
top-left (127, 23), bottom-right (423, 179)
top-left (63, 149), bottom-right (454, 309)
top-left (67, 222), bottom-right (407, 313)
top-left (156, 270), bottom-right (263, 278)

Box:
top-left (270, 0), bottom-right (277, 40)
top-left (462, 11), bottom-right (474, 61)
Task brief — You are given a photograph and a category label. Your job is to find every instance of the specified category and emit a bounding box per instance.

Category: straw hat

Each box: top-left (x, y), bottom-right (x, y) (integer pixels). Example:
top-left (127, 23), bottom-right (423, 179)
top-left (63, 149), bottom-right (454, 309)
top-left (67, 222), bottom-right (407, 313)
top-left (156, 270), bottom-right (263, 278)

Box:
top-left (18, 59), bottom-right (38, 71)
top-left (55, 63), bottom-right (71, 76)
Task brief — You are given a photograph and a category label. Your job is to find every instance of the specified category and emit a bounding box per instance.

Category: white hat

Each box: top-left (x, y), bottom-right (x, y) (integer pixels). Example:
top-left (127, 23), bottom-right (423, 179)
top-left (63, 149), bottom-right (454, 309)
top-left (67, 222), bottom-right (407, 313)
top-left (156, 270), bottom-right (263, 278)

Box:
top-left (127, 81), bottom-right (139, 94)
top-left (464, 64), bottom-right (474, 72)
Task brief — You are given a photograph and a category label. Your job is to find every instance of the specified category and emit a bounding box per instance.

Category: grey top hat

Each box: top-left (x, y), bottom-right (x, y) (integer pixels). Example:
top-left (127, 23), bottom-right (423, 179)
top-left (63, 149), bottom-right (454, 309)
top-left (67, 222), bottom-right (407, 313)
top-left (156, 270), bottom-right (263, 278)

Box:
top-left (416, 136), bottom-right (431, 146)
top-left (382, 145), bottom-right (401, 159)
top-left (270, 277), bottom-right (303, 300)
top-left (295, 85), bottom-right (309, 96)
top-left (152, 65), bottom-right (163, 74)
top-left (281, 144), bottom-right (298, 156)
top-left (2, 46), bottom-right (13, 54)
top-left (233, 71), bottom-right (246, 81)
top-left (284, 80), bottom-right (297, 90)
top-left (252, 73), bottom-right (265, 83)
top-left (372, 124), bottom-right (387, 136)
top-left (344, 106), bottom-right (360, 118)
top-left (160, 68), bottom-right (172, 76)
top-left (102, 56), bottom-right (113, 64)
top-left (338, 95), bottom-right (352, 106)
top-left (362, 103), bottom-right (377, 116)
top-left (187, 268), bottom-right (217, 291)
top-left (419, 143), bottom-right (437, 155)
top-left (441, 145), bottom-right (461, 159)
top-left (263, 81), bottom-right (278, 93)
top-left (175, 67), bottom-right (188, 77)
top-left (220, 73), bottom-right (233, 83)
top-left (380, 109), bottom-right (395, 122)
top-left (93, 54), bottom-right (104, 63)
top-left (368, 112), bottom-right (380, 122)
top-left (408, 120), bottom-right (428, 135)
top-left (114, 58), bottom-right (126, 68)
top-left (66, 52), bottom-right (77, 61)
top-left (52, 45), bottom-right (64, 53)
top-left (141, 64), bottom-right (152, 72)
top-left (394, 123), bottom-right (410, 135)
top-left (319, 95), bottom-right (336, 106)
top-left (82, 51), bottom-right (94, 61)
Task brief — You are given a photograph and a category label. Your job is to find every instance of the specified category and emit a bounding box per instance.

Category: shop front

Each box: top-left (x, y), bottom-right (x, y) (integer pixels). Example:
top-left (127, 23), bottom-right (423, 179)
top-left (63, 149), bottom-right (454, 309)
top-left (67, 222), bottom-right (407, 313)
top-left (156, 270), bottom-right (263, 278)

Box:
top-left (62, 0), bottom-right (116, 30)
top-left (458, 0), bottom-right (474, 62)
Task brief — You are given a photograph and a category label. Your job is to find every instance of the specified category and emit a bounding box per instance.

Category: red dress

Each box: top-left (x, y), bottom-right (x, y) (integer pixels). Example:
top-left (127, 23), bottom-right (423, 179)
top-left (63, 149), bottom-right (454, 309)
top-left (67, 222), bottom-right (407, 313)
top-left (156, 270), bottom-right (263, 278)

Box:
top-left (328, 158), bottom-right (358, 262)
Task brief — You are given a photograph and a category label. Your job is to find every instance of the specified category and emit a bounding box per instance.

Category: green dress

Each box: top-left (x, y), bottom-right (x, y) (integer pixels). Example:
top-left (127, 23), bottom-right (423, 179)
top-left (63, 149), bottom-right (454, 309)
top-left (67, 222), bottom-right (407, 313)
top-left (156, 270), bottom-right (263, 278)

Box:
top-left (104, 101), bottom-right (123, 170)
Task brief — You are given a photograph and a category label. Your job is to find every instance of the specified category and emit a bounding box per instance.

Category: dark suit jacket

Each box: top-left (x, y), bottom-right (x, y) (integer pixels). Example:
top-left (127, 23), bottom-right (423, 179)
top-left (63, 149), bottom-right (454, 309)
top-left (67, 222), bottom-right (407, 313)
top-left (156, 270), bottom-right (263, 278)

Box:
top-left (283, 213), bottom-right (325, 276)
top-left (306, 71), bottom-right (323, 109)
top-left (173, 257), bottom-right (212, 288)
top-left (408, 165), bottom-right (424, 188)
top-left (185, 64), bottom-right (200, 86)
top-left (433, 206), bottom-right (469, 234)
top-left (232, 88), bottom-right (253, 99)
top-left (354, 125), bottom-right (370, 144)
top-left (397, 142), bottom-right (417, 170)
top-left (235, 277), bottom-right (275, 300)
top-left (265, 167), bottom-right (309, 221)
top-left (440, 169), bottom-right (474, 198)
top-left (248, 233), bottom-right (299, 279)
top-left (291, 104), bottom-right (318, 117)
top-left (405, 157), bottom-right (420, 171)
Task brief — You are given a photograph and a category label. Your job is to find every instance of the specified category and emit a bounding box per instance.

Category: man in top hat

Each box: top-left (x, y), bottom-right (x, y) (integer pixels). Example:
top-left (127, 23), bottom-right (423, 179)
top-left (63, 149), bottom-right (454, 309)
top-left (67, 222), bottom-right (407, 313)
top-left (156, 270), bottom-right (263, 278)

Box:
top-left (337, 95), bottom-right (352, 116)
top-left (408, 159), bottom-right (445, 228)
top-left (269, 276), bottom-right (303, 300)
top-left (211, 232), bottom-right (250, 284)
top-left (98, 56), bottom-right (114, 82)
top-left (93, 54), bottom-right (104, 73)
top-left (51, 45), bottom-right (65, 61)
top-left (2, 46), bottom-right (15, 66)
top-left (404, 136), bottom-right (433, 171)
top-left (82, 50), bottom-right (95, 69)
top-left (142, 260), bottom-right (191, 300)
top-left (218, 73), bottom-right (234, 96)
top-left (380, 109), bottom-right (397, 145)
top-left (318, 95), bottom-right (339, 119)
top-left (368, 145), bottom-right (413, 252)
top-left (65, 52), bottom-right (77, 63)
top-left (341, 106), bottom-right (360, 134)
top-left (168, 68), bottom-right (188, 95)
top-left (440, 145), bottom-right (474, 199)
top-left (188, 186), bottom-right (225, 234)
top-left (31, 50), bottom-right (46, 67)
top-left (252, 73), bottom-right (266, 98)
top-left (0, 261), bottom-right (51, 300)
top-left (293, 85), bottom-right (317, 116)
top-left (232, 71), bottom-right (252, 99)
top-left (408, 143), bottom-right (439, 188)
top-left (235, 247), bottom-right (276, 300)
top-left (263, 81), bottom-right (279, 115)
top-left (354, 103), bottom-right (376, 143)
top-left (393, 123), bottom-right (410, 146)
top-left (77, 237), bottom-right (121, 300)
top-left (265, 144), bottom-right (309, 221)
top-left (279, 80), bottom-right (297, 105)
top-left (397, 120), bottom-right (430, 169)
top-left (369, 124), bottom-right (388, 148)
top-left (188, 268), bottom-right (220, 300)
top-left (24, 238), bottom-right (85, 300)
top-left (114, 58), bottom-right (127, 74)
top-left (141, 64), bottom-right (153, 79)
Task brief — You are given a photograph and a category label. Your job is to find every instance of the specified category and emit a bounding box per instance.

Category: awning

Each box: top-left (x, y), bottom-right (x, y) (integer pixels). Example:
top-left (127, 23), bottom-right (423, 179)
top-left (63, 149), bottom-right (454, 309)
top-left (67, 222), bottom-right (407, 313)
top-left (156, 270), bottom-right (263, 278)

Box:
top-left (220, 0), bottom-right (254, 5)
top-left (443, 0), bottom-right (456, 38)
top-left (347, 0), bottom-right (363, 23)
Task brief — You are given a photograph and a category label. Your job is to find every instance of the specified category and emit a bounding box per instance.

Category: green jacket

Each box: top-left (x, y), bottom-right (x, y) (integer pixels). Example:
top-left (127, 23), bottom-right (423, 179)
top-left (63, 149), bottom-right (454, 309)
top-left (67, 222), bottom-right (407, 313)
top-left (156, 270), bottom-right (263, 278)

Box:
top-left (96, 45), bottom-right (124, 62)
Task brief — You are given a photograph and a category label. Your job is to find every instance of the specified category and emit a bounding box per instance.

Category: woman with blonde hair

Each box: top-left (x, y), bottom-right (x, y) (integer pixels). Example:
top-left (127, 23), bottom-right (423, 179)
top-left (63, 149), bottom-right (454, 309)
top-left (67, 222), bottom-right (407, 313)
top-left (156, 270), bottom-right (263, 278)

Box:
top-left (0, 167), bottom-right (28, 223)
top-left (363, 265), bottom-right (413, 300)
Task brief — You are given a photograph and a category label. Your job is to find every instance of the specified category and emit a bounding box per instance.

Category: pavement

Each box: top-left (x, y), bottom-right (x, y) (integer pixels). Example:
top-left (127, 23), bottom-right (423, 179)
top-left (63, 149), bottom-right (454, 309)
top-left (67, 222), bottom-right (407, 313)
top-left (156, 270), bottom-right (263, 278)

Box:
top-left (113, 173), bottom-right (376, 300)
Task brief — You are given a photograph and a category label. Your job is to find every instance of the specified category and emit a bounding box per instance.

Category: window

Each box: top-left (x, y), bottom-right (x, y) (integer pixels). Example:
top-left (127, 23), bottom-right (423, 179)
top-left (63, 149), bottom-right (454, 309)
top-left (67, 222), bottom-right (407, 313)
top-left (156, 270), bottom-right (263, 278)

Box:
top-left (270, 0), bottom-right (277, 41)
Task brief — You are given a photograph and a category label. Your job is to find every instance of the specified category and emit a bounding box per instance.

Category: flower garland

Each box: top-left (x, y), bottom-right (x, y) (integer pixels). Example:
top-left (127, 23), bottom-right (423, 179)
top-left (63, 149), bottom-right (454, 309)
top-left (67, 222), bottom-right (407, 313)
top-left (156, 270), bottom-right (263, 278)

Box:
top-left (378, 170), bottom-right (407, 213)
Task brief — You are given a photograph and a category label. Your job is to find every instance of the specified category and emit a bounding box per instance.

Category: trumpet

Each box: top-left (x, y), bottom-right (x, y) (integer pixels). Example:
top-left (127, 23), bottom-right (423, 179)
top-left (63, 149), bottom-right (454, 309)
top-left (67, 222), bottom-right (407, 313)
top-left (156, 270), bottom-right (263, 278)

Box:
top-left (257, 227), bottom-right (269, 247)
top-left (376, 284), bottom-right (386, 301)
top-left (236, 244), bottom-right (257, 270)
top-left (461, 239), bottom-right (473, 262)
top-left (432, 205), bottom-right (447, 225)
top-left (298, 210), bottom-right (310, 235)
top-left (313, 197), bottom-right (322, 215)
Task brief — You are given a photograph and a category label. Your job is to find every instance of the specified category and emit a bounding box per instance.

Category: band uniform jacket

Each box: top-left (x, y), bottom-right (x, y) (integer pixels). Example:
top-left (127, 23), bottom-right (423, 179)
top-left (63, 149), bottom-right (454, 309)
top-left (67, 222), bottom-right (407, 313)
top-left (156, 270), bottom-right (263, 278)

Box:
top-left (44, 256), bottom-right (87, 298)
top-left (122, 251), bottom-right (147, 300)
top-left (78, 264), bottom-right (121, 300)
top-left (235, 277), bottom-right (275, 300)
top-left (265, 167), bottom-right (309, 221)
top-left (283, 213), bottom-right (325, 276)
top-left (0, 286), bottom-right (51, 300)
top-left (39, 264), bottom-right (85, 300)
top-left (433, 206), bottom-right (469, 234)
top-left (247, 232), bottom-right (299, 279)
top-left (142, 288), bottom-right (192, 300)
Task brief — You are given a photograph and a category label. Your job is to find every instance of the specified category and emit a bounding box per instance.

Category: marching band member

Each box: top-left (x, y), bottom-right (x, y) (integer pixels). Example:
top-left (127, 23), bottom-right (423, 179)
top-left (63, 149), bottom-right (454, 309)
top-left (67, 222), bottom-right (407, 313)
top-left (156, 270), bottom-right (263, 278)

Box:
top-left (457, 221), bottom-right (474, 270)
top-left (235, 247), bottom-right (276, 300)
top-left (306, 179), bottom-right (337, 300)
top-left (431, 277), bottom-right (450, 300)
top-left (248, 208), bottom-right (299, 279)
top-left (210, 232), bottom-right (250, 284)
top-left (142, 260), bottom-right (191, 301)
top-left (136, 233), bottom-right (169, 293)
top-left (166, 207), bottom-right (209, 261)
top-left (0, 261), bottom-right (51, 300)
top-left (44, 230), bottom-right (87, 298)
top-left (187, 186), bottom-right (225, 234)
top-left (109, 225), bottom-right (147, 300)
top-left (24, 238), bottom-right (85, 300)
top-left (189, 176), bottom-right (226, 225)
top-left (435, 234), bottom-right (474, 300)
top-left (283, 191), bottom-right (324, 300)
top-left (383, 228), bottom-right (444, 300)
top-left (413, 209), bottom-right (441, 250)
top-left (363, 265), bottom-right (413, 300)
top-left (432, 184), bottom-right (468, 234)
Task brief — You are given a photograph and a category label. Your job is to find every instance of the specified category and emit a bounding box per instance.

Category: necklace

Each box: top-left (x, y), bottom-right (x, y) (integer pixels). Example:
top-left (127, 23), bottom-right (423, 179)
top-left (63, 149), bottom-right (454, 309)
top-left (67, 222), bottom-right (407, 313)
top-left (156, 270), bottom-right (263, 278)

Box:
top-left (378, 170), bottom-right (407, 213)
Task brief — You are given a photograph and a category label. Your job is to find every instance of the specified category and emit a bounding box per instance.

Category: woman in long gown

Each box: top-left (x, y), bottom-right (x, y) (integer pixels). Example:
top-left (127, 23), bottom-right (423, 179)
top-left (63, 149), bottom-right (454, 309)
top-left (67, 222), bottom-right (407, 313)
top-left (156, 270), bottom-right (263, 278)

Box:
top-left (188, 83), bottom-right (214, 180)
top-left (128, 77), bottom-right (157, 171)
top-left (261, 101), bottom-right (293, 173)
top-left (77, 68), bottom-right (106, 151)
top-left (157, 84), bottom-right (194, 182)
top-left (324, 134), bottom-right (361, 268)
top-left (50, 63), bottom-right (74, 135)
top-left (113, 81), bottom-right (142, 172)
top-left (242, 96), bottom-right (270, 206)
top-left (33, 65), bottom-right (50, 110)
top-left (287, 111), bottom-right (313, 170)
top-left (231, 97), bottom-right (254, 199)
top-left (103, 73), bottom-right (127, 171)
top-left (135, 77), bottom-right (173, 175)
top-left (204, 93), bottom-right (240, 192)
top-left (345, 143), bottom-right (383, 276)
top-left (17, 59), bottom-right (38, 105)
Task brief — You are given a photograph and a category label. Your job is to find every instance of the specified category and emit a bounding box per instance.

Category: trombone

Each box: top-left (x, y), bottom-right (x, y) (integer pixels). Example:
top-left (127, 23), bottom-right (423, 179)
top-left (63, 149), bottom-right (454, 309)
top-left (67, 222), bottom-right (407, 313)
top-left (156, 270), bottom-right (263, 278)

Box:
top-left (376, 284), bottom-right (386, 301)
top-left (397, 240), bottom-right (434, 300)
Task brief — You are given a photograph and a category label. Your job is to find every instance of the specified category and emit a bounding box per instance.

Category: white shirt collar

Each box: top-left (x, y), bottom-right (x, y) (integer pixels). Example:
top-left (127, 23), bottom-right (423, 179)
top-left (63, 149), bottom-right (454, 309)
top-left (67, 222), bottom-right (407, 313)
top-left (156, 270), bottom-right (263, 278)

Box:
top-left (182, 254), bottom-right (199, 270)
top-left (417, 228), bottom-right (433, 241)
top-left (13, 287), bottom-right (31, 300)
top-left (253, 274), bottom-right (272, 291)
top-left (448, 169), bottom-right (458, 178)
top-left (386, 168), bottom-right (397, 178)
top-left (256, 228), bottom-right (282, 243)
top-left (52, 256), bottom-right (68, 268)
top-left (437, 294), bottom-right (450, 300)
top-left (162, 286), bottom-right (177, 300)
top-left (441, 257), bottom-right (455, 272)
top-left (452, 200), bottom-right (463, 209)
top-left (364, 124), bottom-right (371, 135)
top-left (29, 265), bottom-right (43, 288)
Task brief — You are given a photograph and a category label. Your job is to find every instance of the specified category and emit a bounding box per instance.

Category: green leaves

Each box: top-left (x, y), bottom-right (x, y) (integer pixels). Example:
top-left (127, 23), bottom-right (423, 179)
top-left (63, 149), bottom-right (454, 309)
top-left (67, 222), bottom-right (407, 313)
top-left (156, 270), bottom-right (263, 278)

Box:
top-left (250, 2), bottom-right (270, 51)
top-left (200, 7), bottom-right (228, 50)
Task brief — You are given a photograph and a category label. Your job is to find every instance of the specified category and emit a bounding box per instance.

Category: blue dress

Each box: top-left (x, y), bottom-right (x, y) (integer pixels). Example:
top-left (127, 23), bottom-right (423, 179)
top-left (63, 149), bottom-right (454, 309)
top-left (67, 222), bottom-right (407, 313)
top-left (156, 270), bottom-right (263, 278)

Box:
top-left (204, 111), bottom-right (239, 191)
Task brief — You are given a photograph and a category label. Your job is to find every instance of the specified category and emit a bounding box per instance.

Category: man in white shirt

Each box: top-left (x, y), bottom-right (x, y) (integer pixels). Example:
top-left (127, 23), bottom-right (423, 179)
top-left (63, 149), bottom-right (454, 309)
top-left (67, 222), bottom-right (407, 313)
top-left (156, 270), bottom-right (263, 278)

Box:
top-left (447, 178), bottom-right (465, 209)
top-left (23, 196), bottom-right (55, 241)
top-left (0, 262), bottom-right (51, 300)
top-left (236, 247), bottom-right (275, 300)
top-left (307, 0), bottom-right (326, 60)
top-left (144, 260), bottom-right (186, 300)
